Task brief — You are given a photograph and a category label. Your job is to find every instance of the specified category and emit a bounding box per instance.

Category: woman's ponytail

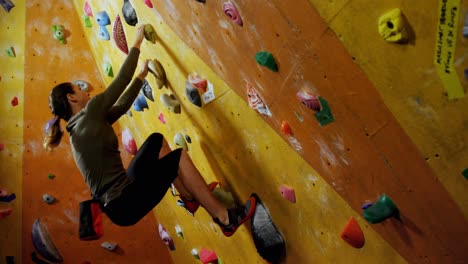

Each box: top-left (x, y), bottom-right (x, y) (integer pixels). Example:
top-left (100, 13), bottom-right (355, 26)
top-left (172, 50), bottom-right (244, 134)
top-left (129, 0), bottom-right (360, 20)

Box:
top-left (43, 116), bottom-right (63, 151)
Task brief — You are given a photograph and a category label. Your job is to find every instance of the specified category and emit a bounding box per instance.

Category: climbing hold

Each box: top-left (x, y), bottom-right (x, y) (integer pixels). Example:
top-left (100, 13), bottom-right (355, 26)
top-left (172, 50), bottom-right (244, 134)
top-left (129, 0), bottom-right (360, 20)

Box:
top-left (72, 80), bottom-right (89, 92)
top-left (341, 217), bottom-right (365, 248)
top-left (11, 97), bottom-right (18, 106)
top-left (31, 218), bottom-right (64, 263)
top-left (0, 0), bottom-right (14, 12)
top-left (212, 188), bottom-right (236, 208)
top-left (188, 73), bottom-right (208, 93)
top-left (95, 11), bottom-right (110, 26)
top-left (144, 24), bottom-right (157, 44)
top-left (144, 0), bottom-right (153, 8)
top-left (361, 202), bottom-right (373, 210)
top-left (101, 241), bottom-right (118, 251)
top-left (462, 168), bottom-right (468, 180)
top-left (196, 0), bottom-right (206, 3)
top-left (378, 8), bottom-right (409, 43)
top-left (142, 79), bottom-right (154, 101)
top-left (314, 97), bottom-right (334, 126)
top-left (98, 26), bottom-right (110, 40)
top-left (251, 193), bottom-right (285, 263)
top-left (42, 194), bottom-right (56, 205)
top-left (174, 132), bottom-right (188, 151)
top-left (296, 90), bottom-right (320, 111)
top-left (464, 12), bottom-right (468, 38)
top-left (122, 0), bottom-right (138, 26)
top-left (113, 15), bottom-right (129, 54)
top-left (0, 191), bottom-right (15, 202)
top-left (255, 51), bottom-right (278, 72)
top-left (363, 194), bottom-right (399, 224)
top-left (158, 224), bottom-right (175, 251)
top-left (191, 248), bottom-right (200, 259)
top-left (83, 1), bottom-right (93, 17)
top-left (133, 93), bottom-right (149, 112)
top-left (247, 83), bottom-right (271, 116)
top-left (126, 110), bottom-right (133, 117)
top-left (48, 173), bottom-right (55, 180)
top-left (175, 225), bottom-right (184, 239)
top-left (186, 81), bottom-right (202, 107)
top-left (158, 113), bottom-right (166, 124)
top-left (0, 143), bottom-right (4, 151)
top-left (184, 135), bottom-right (191, 144)
top-left (160, 94), bottom-right (180, 113)
top-left (122, 128), bottom-right (138, 155)
top-left (464, 68), bottom-right (468, 80)
top-left (6, 47), bottom-right (15, 57)
top-left (223, 1), bottom-right (243, 26)
top-left (83, 15), bottom-right (92, 28)
top-left (0, 208), bottom-right (13, 218)
top-left (51, 25), bottom-right (66, 44)
top-left (102, 62), bottom-right (113, 77)
top-left (148, 59), bottom-right (167, 89)
top-left (279, 185), bottom-right (296, 203)
top-left (280, 121), bottom-right (292, 135)
top-left (5, 256), bottom-right (14, 264)
top-left (199, 248), bottom-right (218, 264)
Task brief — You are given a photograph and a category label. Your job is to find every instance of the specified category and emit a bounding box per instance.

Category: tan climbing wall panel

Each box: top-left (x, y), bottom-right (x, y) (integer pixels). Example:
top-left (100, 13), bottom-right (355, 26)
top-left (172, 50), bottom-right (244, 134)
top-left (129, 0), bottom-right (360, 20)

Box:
top-left (73, 0), bottom-right (408, 263)
top-left (22, 1), bottom-right (172, 263)
top-left (0, 2), bottom-right (25, 263)
top-left (137, 0), bottom-right (468, 263)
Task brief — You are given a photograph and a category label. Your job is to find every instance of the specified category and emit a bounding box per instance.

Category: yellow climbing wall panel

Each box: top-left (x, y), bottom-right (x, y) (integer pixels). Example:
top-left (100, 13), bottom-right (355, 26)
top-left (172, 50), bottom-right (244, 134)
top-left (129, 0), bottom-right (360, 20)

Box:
top-left (0, 2), bottom-right (25, 263)
top-left (308, 0), bottom-right (468, 217)
top-left (73, 0), bottom-right (405, 263)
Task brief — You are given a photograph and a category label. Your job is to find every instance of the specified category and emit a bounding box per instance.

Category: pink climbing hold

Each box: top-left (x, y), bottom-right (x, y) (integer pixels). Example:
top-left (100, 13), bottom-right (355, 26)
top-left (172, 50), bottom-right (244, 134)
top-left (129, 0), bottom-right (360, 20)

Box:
top-left (279, 185), bottom-right (296, 203)
top-left (296, 90), bottom-right (320, 111)
top-left (122, 128), bottom-right (137, 155)
top-left (113, 15), bottom-right (129, 54)
top-left (144, 0), bottom-right (153, 8)
top-left (199, 248), bottom-right (218, 264)
top-left (0, 208), bottom-right (13, 219)
top-left (11, 97), bottom-right (18, 106)
top-left (223, 1), bottom-right (243, 26)
top-left (158, 224), bottom-right (175, 251)
top-left (158, 113), bottom-right (166, 124)
top-left (84, 1), bottom-right (93, 17)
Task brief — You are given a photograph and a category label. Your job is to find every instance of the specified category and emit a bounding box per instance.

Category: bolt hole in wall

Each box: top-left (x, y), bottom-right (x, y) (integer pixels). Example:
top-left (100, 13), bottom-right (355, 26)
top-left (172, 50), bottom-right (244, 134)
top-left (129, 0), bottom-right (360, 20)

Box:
top-left (386, 21), bottom-right (394, 29)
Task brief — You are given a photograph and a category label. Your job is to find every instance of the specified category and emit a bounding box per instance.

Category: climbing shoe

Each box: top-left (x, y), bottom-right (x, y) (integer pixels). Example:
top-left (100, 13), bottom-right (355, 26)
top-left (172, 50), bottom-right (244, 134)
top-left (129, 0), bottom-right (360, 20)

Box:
top-left (214, 194), bottom-right (257, 237)
top-left (178, 182), bottom-right (218, 216)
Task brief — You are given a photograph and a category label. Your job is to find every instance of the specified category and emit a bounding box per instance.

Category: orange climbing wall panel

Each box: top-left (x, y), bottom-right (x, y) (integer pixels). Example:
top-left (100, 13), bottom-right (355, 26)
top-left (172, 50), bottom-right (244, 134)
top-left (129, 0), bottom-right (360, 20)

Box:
top-left (0, 1), bottom-right (25, 262)
top-left (21, 1), bottom-right (172, 263)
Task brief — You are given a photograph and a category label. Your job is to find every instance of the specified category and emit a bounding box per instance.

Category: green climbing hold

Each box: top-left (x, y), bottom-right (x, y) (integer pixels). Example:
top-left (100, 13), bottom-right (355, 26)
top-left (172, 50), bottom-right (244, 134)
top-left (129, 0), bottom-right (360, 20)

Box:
top-left (103, 62), bottom-right (114, 77)
top-left (48, 173), bottom-right (55, 180)
top-left (363, 194), bottom-right (399, 224)
top-left (314, 97), bottom-right (334, 126)
top-left (462, 168), bottom-right (468, 180)
top-left (83, 15), bottom-right (92, 28)
top-left (6, 47), bottom-right (15, 57)
top-left (255, 51), bottom-right (278, 72)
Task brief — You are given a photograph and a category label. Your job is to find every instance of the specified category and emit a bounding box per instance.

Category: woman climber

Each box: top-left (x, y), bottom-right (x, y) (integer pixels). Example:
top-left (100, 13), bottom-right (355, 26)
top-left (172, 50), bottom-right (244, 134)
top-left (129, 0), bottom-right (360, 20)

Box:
top-left (43, 25), bottom-right (256, 237)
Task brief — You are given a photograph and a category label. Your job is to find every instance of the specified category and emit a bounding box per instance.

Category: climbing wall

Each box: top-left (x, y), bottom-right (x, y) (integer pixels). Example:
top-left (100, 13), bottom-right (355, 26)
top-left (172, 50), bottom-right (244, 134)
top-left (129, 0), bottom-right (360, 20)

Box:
top-left (20, 1), bottom-right (172, 263)
top-left (0, 1), bottom-right (25, 263)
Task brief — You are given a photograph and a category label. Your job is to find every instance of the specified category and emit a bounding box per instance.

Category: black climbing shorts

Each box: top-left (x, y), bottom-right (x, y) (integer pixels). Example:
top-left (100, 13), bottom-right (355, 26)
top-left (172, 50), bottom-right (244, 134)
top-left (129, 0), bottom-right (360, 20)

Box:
top-left (103, 133), bottom-right (182, 226)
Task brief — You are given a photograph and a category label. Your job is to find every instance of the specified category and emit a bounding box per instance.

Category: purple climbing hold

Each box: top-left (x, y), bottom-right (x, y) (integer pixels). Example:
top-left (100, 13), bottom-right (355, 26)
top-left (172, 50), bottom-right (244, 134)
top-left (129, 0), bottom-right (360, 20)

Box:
top-left (361, 202), bottom-right (373, 210)
top-left (223, 1), bottom-right (243, 26)
top-left (0, 0), bottom-right (14, 12)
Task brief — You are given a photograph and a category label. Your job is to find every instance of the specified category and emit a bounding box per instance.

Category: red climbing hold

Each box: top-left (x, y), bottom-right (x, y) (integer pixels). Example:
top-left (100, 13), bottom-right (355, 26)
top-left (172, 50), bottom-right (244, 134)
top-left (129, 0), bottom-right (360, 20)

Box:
top-left (0, 208), bottom-right (13, 219)
top-left (280, 121), bottom-right (292, 135)
top-left (340, 217), bottom-right (365, 248)
top-left (113, 15), bottom-right (129, 54)
top-left (199, 248), bottom-right (218, 264)
top-left (144, 0), bottom-right (153, 8)
top-left (122, 128), bottom-right (137, 155)
top-left (11, 97), bottom-right (18, 106)
top-left (279, 185), bottom-right (296, 203)
top-left (0, 143), bottom-right (4, 151)
top-left (223, 1), bottom-right (243, 26)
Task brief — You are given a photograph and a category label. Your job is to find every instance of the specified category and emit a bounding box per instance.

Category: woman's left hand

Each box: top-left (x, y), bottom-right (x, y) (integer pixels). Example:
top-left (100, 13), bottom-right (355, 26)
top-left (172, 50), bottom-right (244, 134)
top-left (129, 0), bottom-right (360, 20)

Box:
top-left (133, 25), bottom-right (146, 49)
top-left (137, 60), bottom-right (150, 80)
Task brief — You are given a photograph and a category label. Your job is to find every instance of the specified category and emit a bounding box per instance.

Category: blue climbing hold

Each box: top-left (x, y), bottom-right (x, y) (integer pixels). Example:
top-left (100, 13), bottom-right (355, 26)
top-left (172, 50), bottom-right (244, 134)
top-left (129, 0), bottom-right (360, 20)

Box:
top-left (98, 26), bottom-right (110, 40)
top-left (133, 93), bottom-right (149, 112)
top-left (95, 11), bottom-right (110, 26)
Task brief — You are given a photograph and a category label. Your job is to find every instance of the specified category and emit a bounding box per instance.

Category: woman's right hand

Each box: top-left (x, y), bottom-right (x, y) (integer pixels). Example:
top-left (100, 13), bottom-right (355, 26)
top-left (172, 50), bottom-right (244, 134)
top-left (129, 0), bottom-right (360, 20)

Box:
top-left (133, 25), bottom-right (146, 49)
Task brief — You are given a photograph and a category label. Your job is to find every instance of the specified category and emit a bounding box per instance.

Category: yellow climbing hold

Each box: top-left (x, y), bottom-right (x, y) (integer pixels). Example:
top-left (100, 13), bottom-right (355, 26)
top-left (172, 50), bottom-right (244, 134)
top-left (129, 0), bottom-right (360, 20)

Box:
top-left (378, 8), bottom-right (408, 43)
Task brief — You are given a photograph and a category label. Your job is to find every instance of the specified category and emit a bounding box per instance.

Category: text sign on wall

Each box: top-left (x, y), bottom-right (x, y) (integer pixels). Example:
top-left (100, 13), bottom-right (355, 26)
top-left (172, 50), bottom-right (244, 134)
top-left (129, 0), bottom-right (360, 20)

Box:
top-left (434, 0), bottom-right (465, 99)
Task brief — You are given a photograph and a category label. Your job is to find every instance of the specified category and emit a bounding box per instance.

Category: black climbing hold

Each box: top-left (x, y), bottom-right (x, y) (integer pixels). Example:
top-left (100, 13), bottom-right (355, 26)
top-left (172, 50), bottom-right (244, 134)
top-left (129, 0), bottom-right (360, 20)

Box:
top-left (251, 193), bottom-right (285, 264)
top-left (122, 0), bottom-right (138, 26)
top-left (185, 81), bottom-right (202, 107)
top-left (196, 0), bottom-right (206, 3)
top-left (142, 79), bottom-right (154, 101)
top-left (185, 135), bottom-right (192, 143)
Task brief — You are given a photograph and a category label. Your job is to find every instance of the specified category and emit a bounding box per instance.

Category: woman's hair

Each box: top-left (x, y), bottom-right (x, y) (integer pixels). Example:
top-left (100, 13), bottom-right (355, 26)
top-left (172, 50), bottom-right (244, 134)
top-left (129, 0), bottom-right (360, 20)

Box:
top-left (43, 82), bottom-right (74, 151)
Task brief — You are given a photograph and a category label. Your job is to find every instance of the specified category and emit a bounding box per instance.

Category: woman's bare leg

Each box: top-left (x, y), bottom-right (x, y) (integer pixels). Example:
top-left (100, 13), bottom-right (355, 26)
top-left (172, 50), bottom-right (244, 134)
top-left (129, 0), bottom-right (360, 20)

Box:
top-left (159, 137), bottom-right (229, 224)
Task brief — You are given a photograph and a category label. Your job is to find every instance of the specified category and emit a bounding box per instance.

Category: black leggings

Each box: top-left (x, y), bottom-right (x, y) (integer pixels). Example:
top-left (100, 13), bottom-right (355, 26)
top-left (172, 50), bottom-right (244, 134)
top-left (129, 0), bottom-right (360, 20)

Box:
top-left (103, 133), bottom-right (182, 226)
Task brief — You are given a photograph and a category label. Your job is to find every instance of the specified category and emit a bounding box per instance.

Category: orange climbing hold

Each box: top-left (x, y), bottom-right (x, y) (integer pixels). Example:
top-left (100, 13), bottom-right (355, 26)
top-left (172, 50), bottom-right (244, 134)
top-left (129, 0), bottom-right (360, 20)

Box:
top-left (340, 217), bottom-right (365, 248)
top-left (200, 248), bottom-right (218, 264)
